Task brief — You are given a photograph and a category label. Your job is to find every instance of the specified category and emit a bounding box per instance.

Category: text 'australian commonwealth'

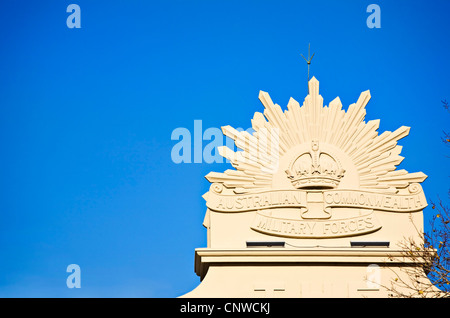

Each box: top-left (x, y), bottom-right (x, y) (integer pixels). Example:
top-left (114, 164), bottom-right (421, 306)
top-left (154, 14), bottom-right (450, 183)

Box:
top-left (206, 188), bottom-right (427, 213)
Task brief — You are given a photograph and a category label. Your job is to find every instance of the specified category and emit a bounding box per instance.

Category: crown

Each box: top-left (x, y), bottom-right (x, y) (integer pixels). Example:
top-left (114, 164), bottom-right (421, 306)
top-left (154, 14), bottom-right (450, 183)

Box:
top-left (285, 140), bottom-right (345, 189)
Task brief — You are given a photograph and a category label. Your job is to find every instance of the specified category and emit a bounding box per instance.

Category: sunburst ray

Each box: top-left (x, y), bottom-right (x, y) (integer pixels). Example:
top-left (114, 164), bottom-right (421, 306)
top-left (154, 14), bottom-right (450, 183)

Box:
top-left (206, 77), bottom-right (427, 193)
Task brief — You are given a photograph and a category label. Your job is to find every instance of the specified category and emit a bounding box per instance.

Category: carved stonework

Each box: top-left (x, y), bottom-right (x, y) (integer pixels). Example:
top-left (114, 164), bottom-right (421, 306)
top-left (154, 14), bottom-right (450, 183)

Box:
top-left (286, 140), bottom-right (345, 189)
top-left (202, 77), bottom-right (427, 240)
top-left (182, 77), bottom-right (432, 298)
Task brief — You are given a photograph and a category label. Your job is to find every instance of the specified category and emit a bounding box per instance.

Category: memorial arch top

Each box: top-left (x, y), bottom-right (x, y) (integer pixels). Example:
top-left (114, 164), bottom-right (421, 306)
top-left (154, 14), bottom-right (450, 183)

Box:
top-left (202, 77), bottom-right (427, 247)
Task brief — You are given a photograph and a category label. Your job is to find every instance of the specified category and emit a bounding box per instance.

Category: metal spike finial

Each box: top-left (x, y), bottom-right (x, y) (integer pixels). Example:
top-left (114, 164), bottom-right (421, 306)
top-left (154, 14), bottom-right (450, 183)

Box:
top-left (300, 43), bottom-right (315, 91)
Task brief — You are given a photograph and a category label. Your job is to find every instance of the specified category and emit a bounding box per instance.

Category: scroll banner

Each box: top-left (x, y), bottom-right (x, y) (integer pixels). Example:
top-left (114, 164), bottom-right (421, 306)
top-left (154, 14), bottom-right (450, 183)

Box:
top-left (323, 188), bottom-right (427, 213)
top-left (251, 210), bottom-right (381, 238)
top-left (206, 190), bottom-right (307, 213)
top-left (205, 186), bottom-right (427, 214)
top-left (205, 185), bottom-right (427, 238)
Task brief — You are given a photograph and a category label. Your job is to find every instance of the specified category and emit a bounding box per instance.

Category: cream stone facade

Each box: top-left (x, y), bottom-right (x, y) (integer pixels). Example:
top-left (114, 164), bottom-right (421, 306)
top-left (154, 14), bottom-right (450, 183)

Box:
top-left (181, 77), bottom-right (435, 298)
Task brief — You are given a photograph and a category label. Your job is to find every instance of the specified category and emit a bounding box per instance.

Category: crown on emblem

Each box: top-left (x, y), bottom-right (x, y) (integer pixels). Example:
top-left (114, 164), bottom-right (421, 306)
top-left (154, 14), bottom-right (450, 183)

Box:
top-left (285, 140), bottom-right (345, 189)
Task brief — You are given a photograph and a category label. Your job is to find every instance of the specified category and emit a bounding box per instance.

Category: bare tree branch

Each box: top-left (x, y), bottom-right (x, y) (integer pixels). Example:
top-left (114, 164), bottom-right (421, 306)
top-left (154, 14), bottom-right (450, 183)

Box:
top-left (383, 100), bottom-right (450, 297)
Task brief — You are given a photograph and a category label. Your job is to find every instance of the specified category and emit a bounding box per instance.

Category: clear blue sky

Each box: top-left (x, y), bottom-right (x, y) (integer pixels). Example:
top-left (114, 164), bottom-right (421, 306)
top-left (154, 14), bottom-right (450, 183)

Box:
top-left (0, 0), bottom-right (449, 297)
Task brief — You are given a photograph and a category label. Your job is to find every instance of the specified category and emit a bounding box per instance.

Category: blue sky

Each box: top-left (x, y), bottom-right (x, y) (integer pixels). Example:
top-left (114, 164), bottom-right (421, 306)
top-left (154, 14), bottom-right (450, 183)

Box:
top-left (0, 0), bottom-right (449, 297)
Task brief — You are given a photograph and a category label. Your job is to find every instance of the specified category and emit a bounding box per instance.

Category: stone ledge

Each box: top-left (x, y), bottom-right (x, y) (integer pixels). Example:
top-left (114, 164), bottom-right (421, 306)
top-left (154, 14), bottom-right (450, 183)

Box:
top-left (194, 247), bottom-right (431, 279)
